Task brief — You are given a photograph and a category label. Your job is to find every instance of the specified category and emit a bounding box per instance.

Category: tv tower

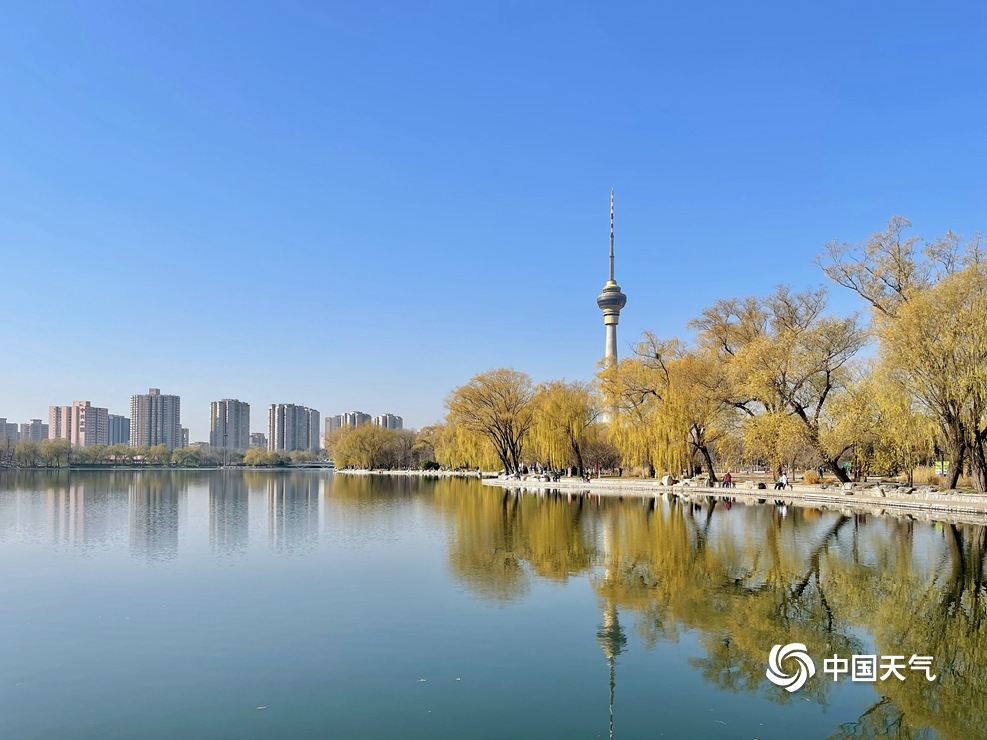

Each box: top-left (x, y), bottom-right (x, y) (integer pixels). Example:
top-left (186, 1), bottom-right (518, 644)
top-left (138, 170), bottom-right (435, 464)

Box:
top-left (596, 190), bottom-right (627, 365)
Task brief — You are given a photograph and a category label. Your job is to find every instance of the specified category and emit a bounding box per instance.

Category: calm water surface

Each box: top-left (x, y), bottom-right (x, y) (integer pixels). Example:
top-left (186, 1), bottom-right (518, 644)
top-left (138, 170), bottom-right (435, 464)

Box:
top-left (1, 470), bottom-right (984, 739)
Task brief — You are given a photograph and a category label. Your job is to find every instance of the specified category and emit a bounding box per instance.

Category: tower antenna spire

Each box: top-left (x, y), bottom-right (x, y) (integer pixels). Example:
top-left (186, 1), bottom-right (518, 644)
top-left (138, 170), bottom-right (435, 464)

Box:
top-left (609, 189), bottom-right (615, 282)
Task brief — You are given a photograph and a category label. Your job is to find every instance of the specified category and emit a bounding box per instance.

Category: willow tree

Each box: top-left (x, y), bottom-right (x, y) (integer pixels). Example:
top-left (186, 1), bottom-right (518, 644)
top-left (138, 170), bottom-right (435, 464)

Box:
top-left (598, 336), bottom-right (714, 479)
top-left (867, 366), bottom-right (938, 484)
top-left (877, 265), bottom-right (987, 490)
top-left (528, 380), bottom-right (599, 474)
top-left (819, 217), bottom-right (986, 489)
top-left (327, 424), bottom-right (396, 469)
top-left (690, 286), bottom-right (866, 481)
top-left (432, 421), bottom-right (501, 470)
top-left (446, 368), bottom-right (534, 474)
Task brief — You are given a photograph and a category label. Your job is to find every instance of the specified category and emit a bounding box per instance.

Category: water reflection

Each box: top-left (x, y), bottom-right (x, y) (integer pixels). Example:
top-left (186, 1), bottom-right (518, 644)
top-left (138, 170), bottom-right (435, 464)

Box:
top-left (208, 472), bottom-right (249, 557)
top-left (433, 488), bottom-right (987, 738)
top-left (2, 472), bottom-right (986, 737)
top-left (267, 472), bottom-right (320, 553)
top-left (128, 473), bottom-right (186, 561)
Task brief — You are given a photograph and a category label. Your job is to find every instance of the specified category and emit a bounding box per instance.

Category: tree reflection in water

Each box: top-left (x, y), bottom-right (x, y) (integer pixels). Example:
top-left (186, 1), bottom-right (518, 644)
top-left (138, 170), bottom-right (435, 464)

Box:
top-left (427, 484), bottom-right (987, 739)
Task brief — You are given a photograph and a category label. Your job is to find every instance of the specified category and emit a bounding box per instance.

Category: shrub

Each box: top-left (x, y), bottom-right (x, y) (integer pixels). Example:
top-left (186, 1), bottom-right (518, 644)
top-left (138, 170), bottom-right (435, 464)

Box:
top-left (802, 469), bottom-right (821, 485)
top-left (913, 466), bottom-right (942, 487)
top-left (420, 460), bottom-right (441, 471)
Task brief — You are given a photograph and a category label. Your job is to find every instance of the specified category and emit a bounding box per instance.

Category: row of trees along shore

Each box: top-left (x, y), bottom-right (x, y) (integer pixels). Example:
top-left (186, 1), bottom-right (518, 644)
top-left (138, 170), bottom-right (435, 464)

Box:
top-left (0, 439), bottom-right (321, 468)
top-left (431, 217), bottom-right (987, 492)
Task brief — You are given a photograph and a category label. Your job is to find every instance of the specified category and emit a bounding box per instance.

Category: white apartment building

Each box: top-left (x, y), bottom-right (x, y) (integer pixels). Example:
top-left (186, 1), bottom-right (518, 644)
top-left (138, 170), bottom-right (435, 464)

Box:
top-left (372, 414), bottom-right (403, 430)
top-left (326, 411), bottom-right (372, 436)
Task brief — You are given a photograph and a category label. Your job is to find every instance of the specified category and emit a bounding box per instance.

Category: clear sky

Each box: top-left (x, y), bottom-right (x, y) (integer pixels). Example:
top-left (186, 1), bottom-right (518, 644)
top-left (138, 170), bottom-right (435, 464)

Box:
top-left (2, 1), bottom-right (985, 441)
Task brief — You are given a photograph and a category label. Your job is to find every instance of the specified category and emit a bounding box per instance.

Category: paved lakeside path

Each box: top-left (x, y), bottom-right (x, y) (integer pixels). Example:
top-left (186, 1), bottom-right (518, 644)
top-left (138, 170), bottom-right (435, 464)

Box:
top-left (335, 468), bottom-right (483, 478)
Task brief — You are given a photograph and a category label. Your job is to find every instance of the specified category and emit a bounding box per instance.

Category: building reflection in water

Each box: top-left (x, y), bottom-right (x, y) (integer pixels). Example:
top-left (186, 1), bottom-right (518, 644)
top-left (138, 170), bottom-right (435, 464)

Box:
top-left (267, 472), bottom-right (321, 554)
top-left (208, 472), bottom-right (249, 556)
top-left (129, 472), bottom-right (186, 561)
top-left (40, 473), bottom-right (130, 551)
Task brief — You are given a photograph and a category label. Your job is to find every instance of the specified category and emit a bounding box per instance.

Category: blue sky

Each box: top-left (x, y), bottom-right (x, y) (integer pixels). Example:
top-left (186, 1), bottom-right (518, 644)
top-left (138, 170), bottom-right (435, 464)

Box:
top-left (2, 1), bottom-right (985, 440)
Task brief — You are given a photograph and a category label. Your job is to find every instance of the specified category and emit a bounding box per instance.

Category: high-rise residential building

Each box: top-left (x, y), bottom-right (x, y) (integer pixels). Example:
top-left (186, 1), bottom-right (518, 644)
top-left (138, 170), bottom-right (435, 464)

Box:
top-left (268, 404), bottom-right (320, 453)
top-left (0, 419), bottom-right (19, 443)
top-left (596, 190), bottom-right (627, 366)
top-left (209, 399), bottom-right (250, 451)
top-left (307, 411), bottom-right (321, 454)
top-left (249, 432), bottom-right (267, 448)
top-left (108, 415), bottom-right (130, 445)
top-left (19, 419), bottom-right (49, 442)
top-left (72, 401), bottom-right (109, 447)
top-left (130, 388), bottom-right (182, 449)
top-left (48, 402), bottom-right (108, 447)
top-left (49, 406), bottom-right (72, 441)
top-left (181, 428), bottom-right (189, 448)
top-left (372, 414), bottom-right (403, 430)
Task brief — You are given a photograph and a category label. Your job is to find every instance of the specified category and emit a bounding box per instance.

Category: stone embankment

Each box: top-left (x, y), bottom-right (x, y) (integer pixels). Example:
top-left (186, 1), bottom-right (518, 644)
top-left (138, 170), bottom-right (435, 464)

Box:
top-left (483, 476), bottom-right (987, 526)
top-left (335, 468), bottom-right (485, 478)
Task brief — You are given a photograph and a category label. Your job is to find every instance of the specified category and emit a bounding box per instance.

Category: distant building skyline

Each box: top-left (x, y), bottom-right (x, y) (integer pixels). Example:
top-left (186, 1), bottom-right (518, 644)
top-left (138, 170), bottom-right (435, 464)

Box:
top-left (5, 397), bottom-right (415, 451)
top-left (130, 388), bottom-right (182, 449)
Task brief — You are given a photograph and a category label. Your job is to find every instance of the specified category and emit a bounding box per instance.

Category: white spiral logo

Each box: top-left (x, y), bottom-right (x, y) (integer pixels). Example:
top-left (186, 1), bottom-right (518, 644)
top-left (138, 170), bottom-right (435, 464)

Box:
top-left (766, 643), bottom-right (815, 692)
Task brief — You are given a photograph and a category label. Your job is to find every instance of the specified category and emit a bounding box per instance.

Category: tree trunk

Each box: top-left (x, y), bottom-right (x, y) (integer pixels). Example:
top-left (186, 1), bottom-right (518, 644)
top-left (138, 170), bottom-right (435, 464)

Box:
top-left (826, 458), bottom-right (851, 484)
top-left (969, 428), bottom-right (987, 493)
top-left (571, 437), bottom-right (585, 478)
top-left (944, 424), bottom-right (966, 490)
top-left (695, 444), bottom-right (717, 483)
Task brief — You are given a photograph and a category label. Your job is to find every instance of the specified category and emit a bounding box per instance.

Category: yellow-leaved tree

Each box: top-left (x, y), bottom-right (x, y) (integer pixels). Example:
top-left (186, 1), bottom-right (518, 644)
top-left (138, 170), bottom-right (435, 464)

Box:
top-left (528, 380), bottom-right (600, 474)
top-left (690, 286), bottom-right (866, 481)
top-left (446, 368), bottom-right (534, 474)
top-left (820, 217), bottom-right (987, 489)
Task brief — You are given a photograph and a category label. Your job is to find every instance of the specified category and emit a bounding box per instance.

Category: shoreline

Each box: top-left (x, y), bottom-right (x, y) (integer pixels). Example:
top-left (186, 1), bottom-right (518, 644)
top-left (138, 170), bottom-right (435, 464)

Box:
top-left (330, 468), bottom-right (987, 524)
top-left (481, 475), bottom-right (987, 526)
top-left (335, 468), bottom-right (482, 478)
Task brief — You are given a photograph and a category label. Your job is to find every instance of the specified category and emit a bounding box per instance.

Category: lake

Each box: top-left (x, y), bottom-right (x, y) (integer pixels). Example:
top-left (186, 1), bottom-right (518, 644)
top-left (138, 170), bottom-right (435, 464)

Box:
top-left (1, 469), bottom-right (983, 739)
